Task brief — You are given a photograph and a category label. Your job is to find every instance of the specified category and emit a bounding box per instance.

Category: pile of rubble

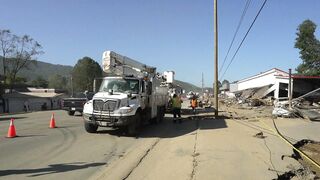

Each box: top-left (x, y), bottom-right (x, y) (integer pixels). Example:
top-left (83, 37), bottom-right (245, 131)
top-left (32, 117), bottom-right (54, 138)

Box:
top-left (273, 88), bottom-right (320, 121)
top-left (220, 85), bottom-right (274, 109)
top-left (221, 86), bottom-right (320, 121)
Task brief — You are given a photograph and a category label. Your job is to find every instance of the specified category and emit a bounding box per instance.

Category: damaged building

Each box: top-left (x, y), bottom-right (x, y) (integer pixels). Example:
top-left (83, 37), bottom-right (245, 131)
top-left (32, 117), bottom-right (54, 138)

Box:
top-left (228, 68), bottom-right (320, 120)
top-left (230, 68), bottom-right (320, 100)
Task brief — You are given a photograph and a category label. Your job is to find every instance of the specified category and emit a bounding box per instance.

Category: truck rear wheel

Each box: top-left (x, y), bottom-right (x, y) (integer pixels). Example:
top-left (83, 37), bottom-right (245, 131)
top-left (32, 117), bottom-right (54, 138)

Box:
top-left (68, 110), bottom-right (75, 116)
top-left (155, 106), bottom-right (165, 123)
top-left (159, 106), bottom-right (165, 122)
top-left (84, 121), bottom-right (98, 133)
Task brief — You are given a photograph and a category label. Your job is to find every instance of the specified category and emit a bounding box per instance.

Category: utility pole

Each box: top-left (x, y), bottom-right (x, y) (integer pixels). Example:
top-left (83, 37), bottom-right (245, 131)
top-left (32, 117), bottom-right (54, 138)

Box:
top-left (202, 72), bottom-right (204, 94)
top-left (288, 69), bottom-right (292, 109)
top-left (214, 0), bottom-right (219, 118)
top-left (71, 76), bottom-right (74, 97)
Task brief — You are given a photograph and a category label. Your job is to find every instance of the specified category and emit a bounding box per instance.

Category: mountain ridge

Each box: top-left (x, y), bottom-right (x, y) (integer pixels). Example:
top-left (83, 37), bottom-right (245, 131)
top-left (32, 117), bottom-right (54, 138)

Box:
top-left (0, 59), bottom-right (201, 92)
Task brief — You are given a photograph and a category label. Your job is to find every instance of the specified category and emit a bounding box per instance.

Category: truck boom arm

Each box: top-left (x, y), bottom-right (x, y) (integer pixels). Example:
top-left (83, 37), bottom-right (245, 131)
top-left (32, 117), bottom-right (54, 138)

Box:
top-left (102, 51), bottom-right (156, 77)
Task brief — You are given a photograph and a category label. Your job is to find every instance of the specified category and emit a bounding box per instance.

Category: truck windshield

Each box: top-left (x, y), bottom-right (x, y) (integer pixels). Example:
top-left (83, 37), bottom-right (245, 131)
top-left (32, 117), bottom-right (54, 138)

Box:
top-left (99, 79), bottom-right (139, 94)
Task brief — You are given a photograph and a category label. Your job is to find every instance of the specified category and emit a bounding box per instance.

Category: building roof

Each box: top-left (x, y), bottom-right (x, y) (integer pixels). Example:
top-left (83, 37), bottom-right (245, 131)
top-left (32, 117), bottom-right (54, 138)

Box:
top-left (236, 68), bottom-right (320, 83)
top-left (237, 68), bottom-right (288, 83)
top-left (3, 92), bottom-right (65, 98)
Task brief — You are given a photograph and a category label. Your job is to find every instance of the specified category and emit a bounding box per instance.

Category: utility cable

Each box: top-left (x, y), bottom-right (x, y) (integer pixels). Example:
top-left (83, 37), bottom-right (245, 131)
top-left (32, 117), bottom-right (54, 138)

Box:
top-left (220, 0), bottom-right (268, 80)
top-left (219, 0), bottom-right (252, 75)
top-left (271, 118), bottom-right (320, 169)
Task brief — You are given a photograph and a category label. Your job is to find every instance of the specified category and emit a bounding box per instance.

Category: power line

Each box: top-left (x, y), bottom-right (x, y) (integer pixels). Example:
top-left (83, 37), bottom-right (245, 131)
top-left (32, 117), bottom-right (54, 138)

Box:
top-left (219, 0), bottom-right (252, 75)
top-left (220, 0), bottom-right (268, 80)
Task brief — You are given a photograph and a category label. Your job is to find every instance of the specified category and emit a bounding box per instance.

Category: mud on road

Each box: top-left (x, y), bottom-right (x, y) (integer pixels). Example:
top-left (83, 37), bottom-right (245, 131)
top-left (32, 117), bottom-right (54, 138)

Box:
top-left (222, 103), bottom-right (320, 179)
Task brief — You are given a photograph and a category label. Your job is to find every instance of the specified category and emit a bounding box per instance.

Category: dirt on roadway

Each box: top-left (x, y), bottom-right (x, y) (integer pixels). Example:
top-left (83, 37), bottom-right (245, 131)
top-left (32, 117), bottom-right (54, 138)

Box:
top-left (93, 101), bottom-right (306, 180)
top-left (223, 102), bottom-right (320, 179)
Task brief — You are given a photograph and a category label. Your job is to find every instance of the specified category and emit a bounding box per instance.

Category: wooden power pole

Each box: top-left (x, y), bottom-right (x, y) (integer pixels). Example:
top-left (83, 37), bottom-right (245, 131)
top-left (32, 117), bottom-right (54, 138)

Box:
top-left (288, 69), bottom-right (292, 109)
top-left (214, 0), bottom-right (219, 118)
top-left (202, 72), bottom-right (204, 94)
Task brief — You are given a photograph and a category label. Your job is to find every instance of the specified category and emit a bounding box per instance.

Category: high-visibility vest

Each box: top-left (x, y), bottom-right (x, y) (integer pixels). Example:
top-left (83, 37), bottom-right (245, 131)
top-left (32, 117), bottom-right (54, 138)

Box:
top-left (172, 97), bottom-right (182, 108)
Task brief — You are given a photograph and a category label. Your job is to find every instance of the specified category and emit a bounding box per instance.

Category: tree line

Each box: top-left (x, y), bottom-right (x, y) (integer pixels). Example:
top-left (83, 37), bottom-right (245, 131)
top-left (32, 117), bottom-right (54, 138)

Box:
top-left (1, 19), bottom-right (318, 95)
top-left (27, 56), bottom-right (102, 94)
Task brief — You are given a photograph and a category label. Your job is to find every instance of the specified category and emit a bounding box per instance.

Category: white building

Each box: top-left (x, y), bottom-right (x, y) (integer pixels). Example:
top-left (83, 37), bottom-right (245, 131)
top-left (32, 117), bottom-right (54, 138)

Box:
top-left (1, 88), bottom-right (67, 113)
top-left (231, 68), bottom-right (320, 99)
top-left (234, 68), bottom-right (289, 99)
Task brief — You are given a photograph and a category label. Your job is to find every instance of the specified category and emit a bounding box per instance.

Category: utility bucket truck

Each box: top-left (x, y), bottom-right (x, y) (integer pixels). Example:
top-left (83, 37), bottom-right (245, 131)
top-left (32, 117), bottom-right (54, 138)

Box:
top-left (83, 51), bottom-right (173, 135)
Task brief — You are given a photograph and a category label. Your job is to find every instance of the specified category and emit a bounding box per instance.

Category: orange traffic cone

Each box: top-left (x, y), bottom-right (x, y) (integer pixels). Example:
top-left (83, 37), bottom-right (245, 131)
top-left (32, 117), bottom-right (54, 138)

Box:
top-left (49, 113), bottom-right (56, 128)
top-left (7, 118), bottom-right (17, 138)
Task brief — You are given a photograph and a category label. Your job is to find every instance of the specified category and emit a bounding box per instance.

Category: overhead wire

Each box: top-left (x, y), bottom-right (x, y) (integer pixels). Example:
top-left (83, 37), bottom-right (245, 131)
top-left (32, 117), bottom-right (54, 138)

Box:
top-left (220, 0), bottom-right (268, 81)
top-left (219, 0), bottom-right (252, 75)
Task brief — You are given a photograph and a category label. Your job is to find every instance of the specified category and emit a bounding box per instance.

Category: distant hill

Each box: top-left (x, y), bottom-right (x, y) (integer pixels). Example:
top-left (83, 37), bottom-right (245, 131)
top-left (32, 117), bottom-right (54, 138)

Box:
top-left (0, 59), bottom-right (201, 91)
top-left (0, 59), bottom-right (73, 81)
top-left (175, 80), bottom-right (202, 93)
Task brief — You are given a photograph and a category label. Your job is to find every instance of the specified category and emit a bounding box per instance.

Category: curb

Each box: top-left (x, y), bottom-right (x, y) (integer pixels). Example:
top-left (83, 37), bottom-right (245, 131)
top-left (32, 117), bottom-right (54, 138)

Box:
top-left (90, 138), bottom-right (159, 180)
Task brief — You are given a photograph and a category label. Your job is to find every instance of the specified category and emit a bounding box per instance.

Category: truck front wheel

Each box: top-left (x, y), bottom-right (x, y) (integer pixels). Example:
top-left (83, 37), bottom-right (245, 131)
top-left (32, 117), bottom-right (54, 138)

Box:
top-left (84, 121), bottom-right (98, 133)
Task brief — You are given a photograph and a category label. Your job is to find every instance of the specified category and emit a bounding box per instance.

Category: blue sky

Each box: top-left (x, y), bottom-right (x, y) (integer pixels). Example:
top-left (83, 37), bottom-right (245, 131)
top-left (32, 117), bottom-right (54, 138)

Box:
top-left (1, 0), bottom-right (319, 87)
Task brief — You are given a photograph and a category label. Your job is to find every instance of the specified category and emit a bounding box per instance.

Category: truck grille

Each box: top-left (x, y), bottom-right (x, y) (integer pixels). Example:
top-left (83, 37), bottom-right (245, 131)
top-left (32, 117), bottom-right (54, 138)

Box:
top-left (93, 100), bottom-right (118, 112)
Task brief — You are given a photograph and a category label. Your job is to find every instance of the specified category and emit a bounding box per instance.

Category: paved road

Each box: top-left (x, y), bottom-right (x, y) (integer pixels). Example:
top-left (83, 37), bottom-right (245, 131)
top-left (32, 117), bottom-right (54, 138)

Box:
top-left (0, 110), bottom-right (138, 180)
top-left (0, 104), bottom-right (306, 180)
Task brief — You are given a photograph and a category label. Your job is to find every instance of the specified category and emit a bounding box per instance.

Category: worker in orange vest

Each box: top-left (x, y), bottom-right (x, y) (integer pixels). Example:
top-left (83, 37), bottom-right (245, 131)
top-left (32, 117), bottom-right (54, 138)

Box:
top-left (190, 96), bottom-right (198, 115)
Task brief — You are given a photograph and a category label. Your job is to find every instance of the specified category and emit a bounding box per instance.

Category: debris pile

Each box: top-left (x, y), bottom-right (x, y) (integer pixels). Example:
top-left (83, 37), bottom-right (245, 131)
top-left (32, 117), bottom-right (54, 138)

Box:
top-left (281, 139), bottom-right (320, 179)
top-left (220, 85), bottom-right (275, 109)
top-left (220, 83), bottom-right (320, 121)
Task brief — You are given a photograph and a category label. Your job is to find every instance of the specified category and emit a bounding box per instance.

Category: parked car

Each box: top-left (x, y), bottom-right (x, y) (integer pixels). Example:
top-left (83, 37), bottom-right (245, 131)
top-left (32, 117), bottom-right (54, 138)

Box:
top-left (62, 92), bottom-right (94, 116)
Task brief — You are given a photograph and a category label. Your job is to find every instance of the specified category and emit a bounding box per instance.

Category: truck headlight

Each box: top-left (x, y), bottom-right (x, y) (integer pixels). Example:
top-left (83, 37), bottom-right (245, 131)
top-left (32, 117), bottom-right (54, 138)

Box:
top-left (119, 107), bottom-right (134, 114)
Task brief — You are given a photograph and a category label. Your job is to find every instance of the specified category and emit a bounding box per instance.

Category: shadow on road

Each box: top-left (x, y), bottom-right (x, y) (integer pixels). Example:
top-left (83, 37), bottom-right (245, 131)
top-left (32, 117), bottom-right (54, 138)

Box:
top-left (138, 114), bottom-right (228, 138)
top-left (0, 162), bottom-right (106, 177)
top-left (16, 135), bottom-right (47, 138)
top-left (94, 107), bottom-right (228, 138)
top-left (97, 128), bottom-right (126, 136)
top-left (95, 115), bottom-right (228, 138)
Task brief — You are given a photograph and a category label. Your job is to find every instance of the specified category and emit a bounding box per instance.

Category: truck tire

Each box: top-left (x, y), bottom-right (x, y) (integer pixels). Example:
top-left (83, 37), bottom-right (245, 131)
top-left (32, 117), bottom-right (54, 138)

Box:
top-left (159, 106), bottom-right (165, 122)
top-left (127, 112), bottom-right (141, 136)
top-left (155, 106), bottom-right (165, 123)
top-left (84, 121), bottom-right (98, 133)
top-left (68, 110), bottom-right (75, 116)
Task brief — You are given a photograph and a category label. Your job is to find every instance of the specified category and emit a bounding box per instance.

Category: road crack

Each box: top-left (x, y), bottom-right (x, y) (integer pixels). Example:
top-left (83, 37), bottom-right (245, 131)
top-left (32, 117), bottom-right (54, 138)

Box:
top-left (190, 117), bottom-right (199, 180)
top-left (122, 138), bottom-right (160, 180)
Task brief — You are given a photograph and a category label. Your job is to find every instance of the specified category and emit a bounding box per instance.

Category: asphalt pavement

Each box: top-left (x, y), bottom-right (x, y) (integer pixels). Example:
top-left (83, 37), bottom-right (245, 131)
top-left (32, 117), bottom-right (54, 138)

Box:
top-left (0, 110), bottom-right (138, 180)
top-left (0, 102), bottom-right (310, 180)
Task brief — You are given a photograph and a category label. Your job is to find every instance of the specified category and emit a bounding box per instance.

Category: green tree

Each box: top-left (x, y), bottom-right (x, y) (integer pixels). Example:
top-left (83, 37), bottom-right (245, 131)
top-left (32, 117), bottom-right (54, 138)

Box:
top-left (295, 20), bottom-right (320, 75)
top-left (15, 76), bottom-right (27, 84)
top-left (31, 76), bottom-right (48, 88)
top-left (48, 74), bottom-right (68, 90)
top-left (72, 57), bottom-right (102, 92)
